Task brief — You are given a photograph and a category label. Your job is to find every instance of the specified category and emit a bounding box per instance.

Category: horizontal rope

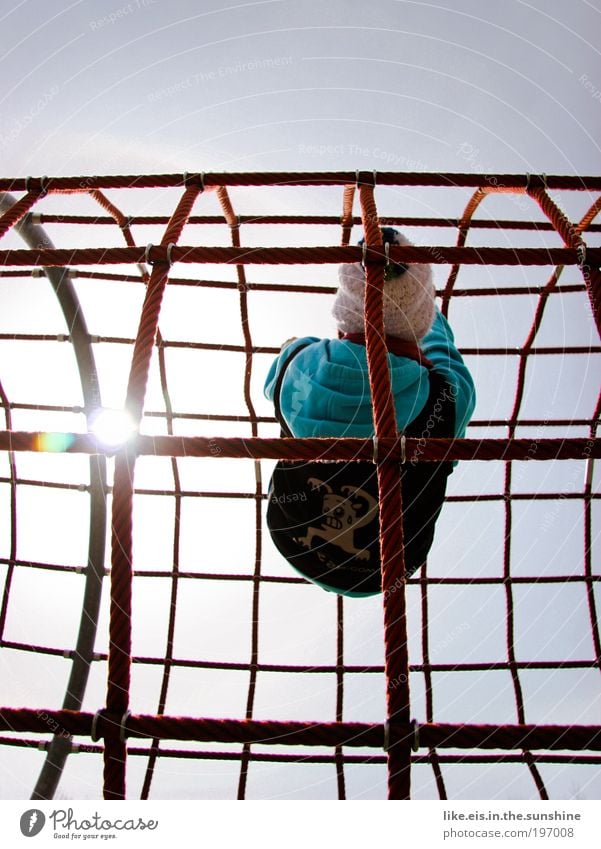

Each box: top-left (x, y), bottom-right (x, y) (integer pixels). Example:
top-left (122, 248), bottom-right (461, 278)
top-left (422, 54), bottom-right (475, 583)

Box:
top-left (0, 560), bottom-right (601, 588)
top-left (24, 212), bottom-right (601, 232)
top-left (0, 401), bottom-right (595, 430)
top-left (2, 244), bottom-right (600, 268)
top-left (1, 333), bottom-right (598, 359)
top-left (0, 268), bottom-right (591, 301)
top-left (2, 478), bottom-right (598, 506)
top-left (0, 735), bottom-right (597, 766)
top-left (2, 171), bottom-right (600, 192)
top-left (2, 637), bottom-right (597, 674)
top-left (0, 709), bottom-right (599, 750)
top-left (0, 431), bottom-right (597, 462)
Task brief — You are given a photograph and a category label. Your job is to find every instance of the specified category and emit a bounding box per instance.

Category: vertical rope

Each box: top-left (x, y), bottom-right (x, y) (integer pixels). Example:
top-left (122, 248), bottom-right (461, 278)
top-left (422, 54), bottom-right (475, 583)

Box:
top-left (502, 461), bottom-right (549, 799)
top-left (584, 394), bottom-right (601, 669)
top-left (359, 182), bottom-right (412, 800)
top-left (0, 379), bottom-right (17, 642)
top-left (104, 183), bottom-right (202, 799)
top-left (85, 187), bottom-right (184, 798)
top-left (420, 569), bottom-right (447, 798)
top-left (335, 594), bottom-right (346, 799)
top-left (335, 184), bottom-right (354, 797)
top-left (214, 187), bottom-right (264, 800)
top-left (500, 187), bottom-right (584, 801)
top-left (506, 190), bottom-right (601, 795)
top-left (139, 332), bottom-right (183, 799)
top-left (341, 185), bottom-right (356, 246)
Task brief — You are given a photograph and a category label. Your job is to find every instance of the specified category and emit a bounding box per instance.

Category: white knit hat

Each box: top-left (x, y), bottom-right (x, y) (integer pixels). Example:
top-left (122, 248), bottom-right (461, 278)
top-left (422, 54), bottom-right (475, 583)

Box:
top-left (332, 228), bottom-right (436, 341)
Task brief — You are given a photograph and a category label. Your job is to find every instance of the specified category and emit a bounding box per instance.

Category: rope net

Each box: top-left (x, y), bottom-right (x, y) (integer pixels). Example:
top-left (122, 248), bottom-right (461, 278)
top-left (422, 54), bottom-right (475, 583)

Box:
top-left (0, 171), bottom-right (599, 801)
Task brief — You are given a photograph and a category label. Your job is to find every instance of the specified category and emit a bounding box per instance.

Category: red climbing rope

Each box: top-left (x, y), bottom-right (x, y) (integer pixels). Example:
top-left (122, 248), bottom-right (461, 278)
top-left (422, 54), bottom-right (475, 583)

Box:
top-left (0, 172), bottom-right (599, 802)
top-left (1, 171), bottom-right (600, 193)
top-left (358, 184), bottom-right (412, 799)
top-left (106, 183), bottom-right (203, 799)
top-left (0, 432), bottom-right (598, 462)
top-left (2, 243), bottom-right (600, 268)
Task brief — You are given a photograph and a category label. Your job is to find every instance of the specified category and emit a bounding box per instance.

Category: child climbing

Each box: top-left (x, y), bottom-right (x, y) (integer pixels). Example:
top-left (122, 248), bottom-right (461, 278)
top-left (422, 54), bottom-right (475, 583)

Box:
top-left (265, 227), bottom-right (476, 597)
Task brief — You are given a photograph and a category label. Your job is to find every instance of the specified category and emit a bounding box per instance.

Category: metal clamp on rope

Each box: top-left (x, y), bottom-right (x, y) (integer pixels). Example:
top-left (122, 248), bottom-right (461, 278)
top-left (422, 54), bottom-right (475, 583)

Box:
top-left (411, 718), bottom-right (420, 752)
top-left (355, 169), bottom-right (377, 188)
top-left (372, 436), bottom-right (379, 464)
top-left (525, 172), bottom-right (547, 192)
top-left (183, 171), bottom-right (205, 191)
top-left (145, 242), bottom-right (174, 266)
top-left (91, 709), bottom-right (131, 742)
top-left (90, 710), bottom-right (104, 742)
top-left (400, 433), bottom-right (406, 465)
top-left (383, 719), bottom-right (419, 752)
top-left (25, 175), bottom-right (49, 195)
top-left (119, 710), bottom-right (131, 743)
top-left (576, 242), bottom-right (587, 267)
top-left (361, 239), bottom-right (368, 270)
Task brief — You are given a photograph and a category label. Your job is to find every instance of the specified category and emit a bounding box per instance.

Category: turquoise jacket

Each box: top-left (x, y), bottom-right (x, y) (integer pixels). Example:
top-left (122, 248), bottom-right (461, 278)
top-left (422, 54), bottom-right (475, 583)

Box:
top-left (264, 309), bottom-right (476, 439)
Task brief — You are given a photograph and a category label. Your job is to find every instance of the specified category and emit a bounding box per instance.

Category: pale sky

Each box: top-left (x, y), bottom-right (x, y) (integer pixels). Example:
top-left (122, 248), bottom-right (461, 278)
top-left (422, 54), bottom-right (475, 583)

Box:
top-left (0, 0), bottom-right (600, 801)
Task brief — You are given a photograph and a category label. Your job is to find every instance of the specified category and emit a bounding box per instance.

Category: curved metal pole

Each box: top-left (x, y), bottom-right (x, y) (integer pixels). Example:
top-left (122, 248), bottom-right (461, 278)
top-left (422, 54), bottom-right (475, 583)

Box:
top-left (0, 194), bottom-right (108, 799)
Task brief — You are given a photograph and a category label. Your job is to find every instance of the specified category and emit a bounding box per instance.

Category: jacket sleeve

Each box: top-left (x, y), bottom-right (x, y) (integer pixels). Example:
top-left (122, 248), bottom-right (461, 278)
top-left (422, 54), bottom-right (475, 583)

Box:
top-left (421, 309), bottom-right (476, 437)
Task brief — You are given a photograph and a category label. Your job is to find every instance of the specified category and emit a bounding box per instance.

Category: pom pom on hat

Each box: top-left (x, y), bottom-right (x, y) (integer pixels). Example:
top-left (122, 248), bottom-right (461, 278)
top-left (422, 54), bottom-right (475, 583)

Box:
top-left (332, 227), bottom-right (436, 342)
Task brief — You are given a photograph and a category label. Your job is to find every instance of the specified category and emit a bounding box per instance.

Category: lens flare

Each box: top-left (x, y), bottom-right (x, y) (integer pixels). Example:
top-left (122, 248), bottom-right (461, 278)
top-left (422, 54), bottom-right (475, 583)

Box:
top-left (34, 432), bottom-right (74, 453)
top-left (89, 408), bottom-right (137, 449)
